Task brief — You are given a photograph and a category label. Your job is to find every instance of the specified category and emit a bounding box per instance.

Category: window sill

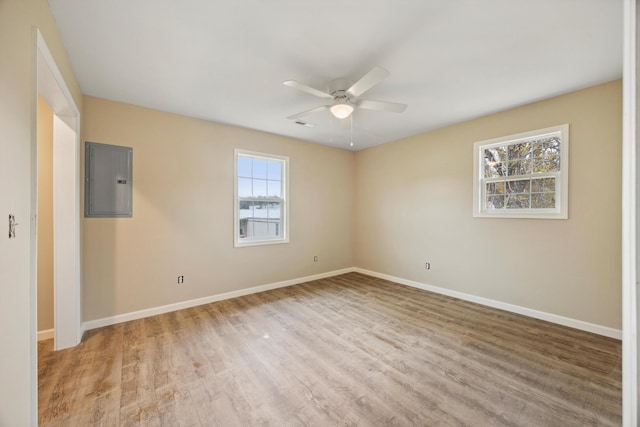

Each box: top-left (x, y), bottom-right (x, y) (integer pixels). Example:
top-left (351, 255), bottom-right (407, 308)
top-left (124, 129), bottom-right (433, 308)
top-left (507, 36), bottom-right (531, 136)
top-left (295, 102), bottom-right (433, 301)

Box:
top-left (473, 211), bottom-right (567, 220)
top-left (234, 238), bottom-right (290, 248)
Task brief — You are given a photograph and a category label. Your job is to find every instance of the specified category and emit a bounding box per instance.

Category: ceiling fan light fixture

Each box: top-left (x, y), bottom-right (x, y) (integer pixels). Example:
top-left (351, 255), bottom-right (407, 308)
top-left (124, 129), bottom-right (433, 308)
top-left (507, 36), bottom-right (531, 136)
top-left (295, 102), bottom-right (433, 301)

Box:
top-left (330, 103), bottom-right (354, 119)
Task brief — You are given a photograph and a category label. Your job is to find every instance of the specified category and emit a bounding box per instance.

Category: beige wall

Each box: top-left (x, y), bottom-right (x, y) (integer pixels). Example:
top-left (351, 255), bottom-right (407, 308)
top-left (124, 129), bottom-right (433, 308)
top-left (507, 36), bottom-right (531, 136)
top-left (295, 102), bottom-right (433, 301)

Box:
top-left (354, 80), bottom-right (622, 329)
top-left (82, 81), bottom-right (622, 330)
top-left (0, 0), bottom-right (82, 424)
top-left (37, 95), bottom-right (54, 331)
top-left (81, 96), bottom-right (355, 321)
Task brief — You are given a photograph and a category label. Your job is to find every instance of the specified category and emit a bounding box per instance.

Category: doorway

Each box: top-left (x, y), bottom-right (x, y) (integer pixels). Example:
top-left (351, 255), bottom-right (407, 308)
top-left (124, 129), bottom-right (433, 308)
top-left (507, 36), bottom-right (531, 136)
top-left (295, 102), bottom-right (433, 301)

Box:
top-left (36, 96), bottom-right (54, 341)
top-left (34, 30), bottom-right (81, 351)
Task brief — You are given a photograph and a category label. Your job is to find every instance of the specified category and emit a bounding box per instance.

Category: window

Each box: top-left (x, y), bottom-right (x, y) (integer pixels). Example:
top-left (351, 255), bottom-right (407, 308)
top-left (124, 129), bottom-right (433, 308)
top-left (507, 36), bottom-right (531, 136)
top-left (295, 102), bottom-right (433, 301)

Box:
top-left (234, 149), bottom-right (289, 246)
top-left (473, 124), bottom-right (569, 219)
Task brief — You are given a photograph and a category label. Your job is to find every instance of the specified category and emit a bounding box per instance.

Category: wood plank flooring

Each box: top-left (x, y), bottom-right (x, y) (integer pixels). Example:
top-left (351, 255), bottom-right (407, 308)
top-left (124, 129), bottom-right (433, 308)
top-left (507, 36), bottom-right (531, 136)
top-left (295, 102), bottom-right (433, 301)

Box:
top-left (38, 272), bottom-right (621, 426)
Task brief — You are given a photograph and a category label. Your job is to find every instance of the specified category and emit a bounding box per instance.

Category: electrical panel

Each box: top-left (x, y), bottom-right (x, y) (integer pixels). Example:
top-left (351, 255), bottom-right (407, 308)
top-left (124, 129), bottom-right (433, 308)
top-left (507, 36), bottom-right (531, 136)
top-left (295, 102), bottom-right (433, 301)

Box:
top-left (85, 141), bottom-right (133, 218)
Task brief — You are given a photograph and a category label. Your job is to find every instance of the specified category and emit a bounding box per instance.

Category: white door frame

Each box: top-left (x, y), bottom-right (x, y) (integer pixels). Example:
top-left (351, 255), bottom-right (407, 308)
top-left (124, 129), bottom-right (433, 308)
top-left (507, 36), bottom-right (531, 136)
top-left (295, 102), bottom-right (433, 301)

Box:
top-left (33, 29), bottom-right (81, 352)
top-left (622, 0), bottom-right (639, 425)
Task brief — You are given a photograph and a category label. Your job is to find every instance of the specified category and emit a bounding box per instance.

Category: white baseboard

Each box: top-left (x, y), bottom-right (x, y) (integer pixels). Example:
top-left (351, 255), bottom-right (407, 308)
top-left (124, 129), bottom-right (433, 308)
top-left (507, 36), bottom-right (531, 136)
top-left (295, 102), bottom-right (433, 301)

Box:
top-left (82, 268), bottom-right (355, 333)
top-left (353, 268), bottom-right (622, 340)
top-left (80, 266), bottom-right (621, 340)
top-left (38, 329), bottom-right (54, 341)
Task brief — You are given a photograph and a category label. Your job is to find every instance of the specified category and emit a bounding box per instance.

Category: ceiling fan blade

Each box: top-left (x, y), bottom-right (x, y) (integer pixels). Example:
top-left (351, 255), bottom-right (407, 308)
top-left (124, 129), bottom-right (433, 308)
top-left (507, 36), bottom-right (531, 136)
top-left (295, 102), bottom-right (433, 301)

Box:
top-left (286, 105), bottom-right (329, 120)
top-left (357, 99), bottom-right (407, 113)
top-left (347, 66), bottom-right (390, 98)
top-left (283, 80), bottom-right (334, 99)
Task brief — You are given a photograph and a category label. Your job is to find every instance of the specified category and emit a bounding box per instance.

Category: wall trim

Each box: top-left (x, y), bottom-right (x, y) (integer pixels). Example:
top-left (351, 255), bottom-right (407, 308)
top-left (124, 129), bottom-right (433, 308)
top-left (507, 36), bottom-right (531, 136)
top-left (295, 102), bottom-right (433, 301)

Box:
top-left (36, 29), bottom-right (82, 351)
top-left (621, 0), bottom-right (638, 424)
top-left (37, 329), bottom-right (54, 341)
top-left (81, 266), bottom-right (621, 340)
top-left (81, 268), bottom-right (355, 333)
top-left (353, 268), bottom-right (622, 340)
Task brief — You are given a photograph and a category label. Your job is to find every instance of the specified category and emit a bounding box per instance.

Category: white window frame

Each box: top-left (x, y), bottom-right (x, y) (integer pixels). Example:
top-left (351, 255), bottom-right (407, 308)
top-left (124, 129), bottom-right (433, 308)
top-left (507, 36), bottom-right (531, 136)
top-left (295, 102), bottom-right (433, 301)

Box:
top-left (234, 149), bottom-right (289, 247)
top-left (473, 124), bottom-right (569, 219)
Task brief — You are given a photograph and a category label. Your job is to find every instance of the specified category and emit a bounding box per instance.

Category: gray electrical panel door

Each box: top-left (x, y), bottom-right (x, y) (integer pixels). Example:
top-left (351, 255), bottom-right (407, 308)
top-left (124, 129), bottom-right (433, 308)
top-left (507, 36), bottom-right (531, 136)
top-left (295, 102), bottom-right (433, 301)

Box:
top-left (85, 141), bottom-right (133, 217)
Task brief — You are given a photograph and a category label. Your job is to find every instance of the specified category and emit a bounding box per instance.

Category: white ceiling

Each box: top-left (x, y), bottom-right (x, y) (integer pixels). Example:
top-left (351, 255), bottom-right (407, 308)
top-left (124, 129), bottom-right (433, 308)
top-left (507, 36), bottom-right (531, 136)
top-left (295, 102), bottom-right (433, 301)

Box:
top-left (48, 0), bottom-right (622, 151)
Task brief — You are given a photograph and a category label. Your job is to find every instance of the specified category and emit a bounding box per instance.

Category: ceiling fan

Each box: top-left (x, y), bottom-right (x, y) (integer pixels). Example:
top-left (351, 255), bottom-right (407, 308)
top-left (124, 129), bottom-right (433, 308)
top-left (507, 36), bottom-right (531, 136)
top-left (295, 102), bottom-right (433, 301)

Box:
top-left (283, 66), bottom-right (407, 121)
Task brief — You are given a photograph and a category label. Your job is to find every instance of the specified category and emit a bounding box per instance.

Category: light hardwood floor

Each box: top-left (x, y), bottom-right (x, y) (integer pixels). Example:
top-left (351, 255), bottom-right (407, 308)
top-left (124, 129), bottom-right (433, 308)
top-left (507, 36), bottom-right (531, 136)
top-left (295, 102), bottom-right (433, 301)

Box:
top-left (38, 272), bottom-right (621, 426)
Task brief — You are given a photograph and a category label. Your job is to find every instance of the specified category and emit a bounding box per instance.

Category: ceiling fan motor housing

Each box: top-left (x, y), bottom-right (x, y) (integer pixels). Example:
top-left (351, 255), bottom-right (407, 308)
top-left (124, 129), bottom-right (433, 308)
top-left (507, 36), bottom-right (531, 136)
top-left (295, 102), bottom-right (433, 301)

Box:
top-left (329, 79), bottom-right (354, 98)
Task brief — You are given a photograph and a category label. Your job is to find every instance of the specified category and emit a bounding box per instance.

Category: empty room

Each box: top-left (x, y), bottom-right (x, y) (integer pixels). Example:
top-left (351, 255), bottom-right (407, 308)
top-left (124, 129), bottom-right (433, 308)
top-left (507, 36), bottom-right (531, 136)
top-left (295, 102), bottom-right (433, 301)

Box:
top-left (2, 0), bottom-right (639, 426)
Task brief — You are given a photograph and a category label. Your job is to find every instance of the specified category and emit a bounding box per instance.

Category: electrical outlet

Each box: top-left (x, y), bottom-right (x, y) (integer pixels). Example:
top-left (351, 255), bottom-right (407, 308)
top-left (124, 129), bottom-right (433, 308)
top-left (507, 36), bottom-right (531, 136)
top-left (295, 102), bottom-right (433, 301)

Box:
top-left (425, 262), bottom-right (431, 270)
top-left (313, 256), bottom-right (318, 262)
top-left (178, 275), bottom-right (184, 284)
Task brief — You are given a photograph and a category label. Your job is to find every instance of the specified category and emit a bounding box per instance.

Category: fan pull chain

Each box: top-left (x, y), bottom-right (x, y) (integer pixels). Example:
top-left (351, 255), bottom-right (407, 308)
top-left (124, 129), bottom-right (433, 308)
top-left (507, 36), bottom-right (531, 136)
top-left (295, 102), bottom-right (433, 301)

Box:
top-left (350, 113), bottom-right (354, 147)
top-left (329, 111), bottom-right (333, 144)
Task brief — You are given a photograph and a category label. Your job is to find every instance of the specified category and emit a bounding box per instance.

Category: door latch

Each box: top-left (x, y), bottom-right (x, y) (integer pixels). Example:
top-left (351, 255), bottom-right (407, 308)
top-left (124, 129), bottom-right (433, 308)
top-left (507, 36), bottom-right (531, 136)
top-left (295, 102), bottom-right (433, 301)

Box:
top-left (8, 214), bottom-right (18, 239)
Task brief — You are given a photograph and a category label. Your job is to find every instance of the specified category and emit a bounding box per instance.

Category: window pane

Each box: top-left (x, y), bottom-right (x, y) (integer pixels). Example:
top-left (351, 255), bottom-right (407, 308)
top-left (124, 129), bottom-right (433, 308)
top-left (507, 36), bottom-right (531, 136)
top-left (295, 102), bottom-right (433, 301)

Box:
top-left (238, 200), bottom-right (253, 219)
top-left (531, 178), bottom-right (544, 192)
top-left (238, 177), bottom-right (252, 197)
top-left (238, 218), bottom-right (249, 239)
top-left (543, 136), bottom-right (561, 152)
top-left (484, 148), bottom-right (506, 178)
top-left (253, 159), bottom-right (267, 179)
top-left (533, 159), bottom-right (559, 173)
top-left (267, 180), bottom-right (281, 197)
top-left (505, 179), bottom-right (530, 194)
top-left (508, 142), bottom-right (531, 160)
top-left (253, 200), bottom-right (269, 214)
top-left (486, 195), bottom-right (504, 209)
top-left (253, 179), bottom-right (267, 197)
top-left (507, 160), bottom-right (531, 176)
top-left (533, 141), bottom-right (560, 159)
top-left (238, 156), bottom-right (252, 178)
top-left (506, 194), bottom-right (530, 209)
top-left (266, 201), bottom-right (281, 221)
top-left (484, 163), bottom-right (505, 178)
top-left (486, 182), bottom-right (504, 195)
top-left (532, 193), bottom-right (555, 209)
top-left (544, 177), bottom-right (556, 191)
top-left (267, 161), bottom-right (281, 180)
top-left (532, 142), bottom-right (544, 159)
top-left (484, 147), bottom-right (506, 164)
top-left (244, 201), bottom-right (281, 239)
